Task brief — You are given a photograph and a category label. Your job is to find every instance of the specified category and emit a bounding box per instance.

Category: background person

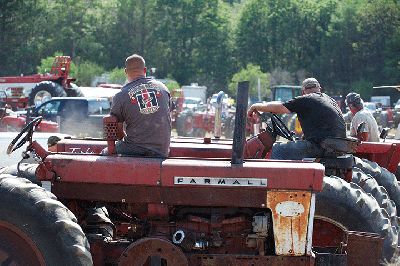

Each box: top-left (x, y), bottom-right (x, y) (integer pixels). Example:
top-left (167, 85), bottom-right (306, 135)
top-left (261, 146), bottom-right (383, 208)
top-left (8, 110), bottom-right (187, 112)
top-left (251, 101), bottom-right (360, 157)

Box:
top-left (47, 135), bottom-right (61, 152)
top-left (247, 78), bottom-right (346, 160)
top-left (345, 92), bottom-right (380, 142)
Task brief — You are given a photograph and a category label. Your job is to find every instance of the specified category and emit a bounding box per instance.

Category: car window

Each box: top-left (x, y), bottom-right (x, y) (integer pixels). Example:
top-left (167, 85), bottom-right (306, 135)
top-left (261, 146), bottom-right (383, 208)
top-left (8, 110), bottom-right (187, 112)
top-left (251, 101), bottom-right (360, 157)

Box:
top-left (88, 100), bottom-right (110, 115)
top-left (36, 101), bottom-right (61, 116)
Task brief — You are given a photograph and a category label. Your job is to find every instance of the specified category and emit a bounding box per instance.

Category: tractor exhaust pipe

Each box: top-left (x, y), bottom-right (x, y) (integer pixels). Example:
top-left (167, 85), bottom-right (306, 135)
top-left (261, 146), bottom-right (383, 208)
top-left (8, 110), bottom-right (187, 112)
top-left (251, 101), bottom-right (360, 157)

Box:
top-left (231, 81), bottom-right (249, 165)
top-left (213, 91), bottom-right (225, 138)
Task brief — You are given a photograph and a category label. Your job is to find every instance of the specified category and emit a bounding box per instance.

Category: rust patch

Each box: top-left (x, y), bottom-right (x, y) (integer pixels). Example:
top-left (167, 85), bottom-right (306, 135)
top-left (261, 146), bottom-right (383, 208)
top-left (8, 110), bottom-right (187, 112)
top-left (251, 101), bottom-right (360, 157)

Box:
top-left (267, 191), bottom-right (311, 256)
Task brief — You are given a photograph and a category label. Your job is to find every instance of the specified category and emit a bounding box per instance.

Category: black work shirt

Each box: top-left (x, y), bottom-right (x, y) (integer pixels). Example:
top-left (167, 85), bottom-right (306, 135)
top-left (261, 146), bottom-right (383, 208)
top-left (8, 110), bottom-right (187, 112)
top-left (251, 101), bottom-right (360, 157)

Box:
top-left (283, 93), bottom-right (346, 143)
top-left (111, 77), bottom-right (172, 157)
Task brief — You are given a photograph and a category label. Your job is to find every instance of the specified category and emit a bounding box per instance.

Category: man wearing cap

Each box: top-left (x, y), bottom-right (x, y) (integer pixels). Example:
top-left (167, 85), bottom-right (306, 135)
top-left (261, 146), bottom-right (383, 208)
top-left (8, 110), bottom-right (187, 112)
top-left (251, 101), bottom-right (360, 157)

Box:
top-left (345, 92), bottom-right (380, 142)
top-left (248, 78), bottom-right (346, 160)
top-left (103, 54), bottom-right (172, 157)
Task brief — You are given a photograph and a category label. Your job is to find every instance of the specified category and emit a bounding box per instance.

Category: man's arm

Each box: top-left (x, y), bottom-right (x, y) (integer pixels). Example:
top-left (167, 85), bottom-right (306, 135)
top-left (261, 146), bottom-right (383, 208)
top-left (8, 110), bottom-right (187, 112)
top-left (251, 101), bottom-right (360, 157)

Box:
top-left (110, 93), bottom-right (126, 140)
top-left (247, 101), bottom-right (290, 118)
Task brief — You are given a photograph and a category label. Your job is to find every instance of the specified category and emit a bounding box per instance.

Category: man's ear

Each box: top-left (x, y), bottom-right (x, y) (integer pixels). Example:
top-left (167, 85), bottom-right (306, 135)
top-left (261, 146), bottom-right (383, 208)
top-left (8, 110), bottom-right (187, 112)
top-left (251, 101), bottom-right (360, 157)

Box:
top-left (144, 67), bottom-right (147, 75)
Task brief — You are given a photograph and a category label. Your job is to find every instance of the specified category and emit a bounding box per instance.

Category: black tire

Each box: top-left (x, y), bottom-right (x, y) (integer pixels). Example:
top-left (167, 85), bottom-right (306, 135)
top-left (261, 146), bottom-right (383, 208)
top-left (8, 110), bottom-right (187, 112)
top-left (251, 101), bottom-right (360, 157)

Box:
top-left (0, 163), bottom-right (40, 186)
top-left (0, 174), bottom-right (92, 265)
top-left (351, 167), bottom-right (398, 230)
top-left (29, 81), bottom-right (67, 106)
top-left (354, 157), bottom-right (400, 217)
top-left (316, 175), bottom-right (398, 261)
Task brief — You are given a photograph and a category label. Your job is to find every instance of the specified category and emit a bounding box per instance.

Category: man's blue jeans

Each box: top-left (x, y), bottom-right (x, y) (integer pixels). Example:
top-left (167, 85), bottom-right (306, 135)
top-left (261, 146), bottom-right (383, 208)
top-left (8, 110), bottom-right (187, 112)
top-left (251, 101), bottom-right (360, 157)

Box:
top-left (271, 140), bottom-right (325, 160)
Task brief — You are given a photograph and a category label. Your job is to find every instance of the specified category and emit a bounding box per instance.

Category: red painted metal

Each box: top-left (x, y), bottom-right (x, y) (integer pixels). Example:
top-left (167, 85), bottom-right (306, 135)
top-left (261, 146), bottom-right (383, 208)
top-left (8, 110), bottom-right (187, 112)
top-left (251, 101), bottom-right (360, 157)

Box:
top-left (355, 141), bottom-right (400, 173)
top-left (42, 154), bottom-right (324, 191)
top-left (0, 74), bottom-right (52, 84)
top-left (312, 218), bottom-right (346, 247)
top-left (0, 115), bottom-right (58, 132)
top-left (345, 231), bottom-right (383, 266)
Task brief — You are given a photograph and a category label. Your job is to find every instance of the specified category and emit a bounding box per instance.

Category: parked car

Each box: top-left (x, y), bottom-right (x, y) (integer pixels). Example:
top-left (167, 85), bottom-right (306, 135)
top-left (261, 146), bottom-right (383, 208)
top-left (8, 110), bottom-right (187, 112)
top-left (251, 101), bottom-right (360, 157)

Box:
top-left (31, 97), bottom-right (110, 138)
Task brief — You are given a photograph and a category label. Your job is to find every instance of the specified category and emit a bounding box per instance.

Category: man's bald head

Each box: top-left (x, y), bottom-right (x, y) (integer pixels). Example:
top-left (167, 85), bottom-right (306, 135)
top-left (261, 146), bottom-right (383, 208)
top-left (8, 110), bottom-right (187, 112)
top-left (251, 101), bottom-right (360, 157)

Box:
top-left (125, 54), bottom-right (146, 81)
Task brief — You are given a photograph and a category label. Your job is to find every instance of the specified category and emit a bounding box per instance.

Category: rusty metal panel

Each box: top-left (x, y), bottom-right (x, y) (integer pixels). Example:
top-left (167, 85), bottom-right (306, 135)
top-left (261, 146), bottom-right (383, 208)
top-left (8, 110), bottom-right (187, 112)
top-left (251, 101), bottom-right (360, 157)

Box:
top-left (267, 191), bottom-right (312, 256)
top-left (345, 231), bottom-right (383, 266)
top-left (186, 254), bottom-right (315, 266)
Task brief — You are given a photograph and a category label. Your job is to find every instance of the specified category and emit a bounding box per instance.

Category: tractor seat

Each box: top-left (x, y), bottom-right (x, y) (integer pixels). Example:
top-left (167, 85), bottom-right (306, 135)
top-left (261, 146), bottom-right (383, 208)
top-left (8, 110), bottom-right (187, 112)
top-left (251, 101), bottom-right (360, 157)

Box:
top-left (318, 154), bottom-right (354, 169)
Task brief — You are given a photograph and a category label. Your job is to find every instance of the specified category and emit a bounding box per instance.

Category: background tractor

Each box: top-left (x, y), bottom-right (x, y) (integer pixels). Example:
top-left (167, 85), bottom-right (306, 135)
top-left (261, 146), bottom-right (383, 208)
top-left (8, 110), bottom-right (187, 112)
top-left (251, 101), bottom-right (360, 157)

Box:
top-left (0, 56), bottom-right (83, 109)
top-left (0, 82), bottom-right (399, 265)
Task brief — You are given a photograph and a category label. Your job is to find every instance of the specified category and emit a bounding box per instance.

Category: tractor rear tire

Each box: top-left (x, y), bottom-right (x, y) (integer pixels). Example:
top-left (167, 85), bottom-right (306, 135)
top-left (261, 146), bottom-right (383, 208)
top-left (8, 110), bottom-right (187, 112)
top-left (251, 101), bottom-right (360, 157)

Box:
top-left (354, 157), bottom-right (400, 217)
top-left (352, 167), bottom-right (398, 229)
top-left (29, 81), bottom-right (67, 106)
top-left (0, 174), bottom-right (92, 265)
top-left (315, 175), bottom-right (398, 261)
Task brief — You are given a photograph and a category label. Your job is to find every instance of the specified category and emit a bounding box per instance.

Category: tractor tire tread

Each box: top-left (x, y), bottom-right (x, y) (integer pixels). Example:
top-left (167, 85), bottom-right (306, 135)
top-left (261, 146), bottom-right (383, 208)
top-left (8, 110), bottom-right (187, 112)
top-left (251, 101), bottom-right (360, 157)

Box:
top-left (0, 174), bottom-right (92, 265)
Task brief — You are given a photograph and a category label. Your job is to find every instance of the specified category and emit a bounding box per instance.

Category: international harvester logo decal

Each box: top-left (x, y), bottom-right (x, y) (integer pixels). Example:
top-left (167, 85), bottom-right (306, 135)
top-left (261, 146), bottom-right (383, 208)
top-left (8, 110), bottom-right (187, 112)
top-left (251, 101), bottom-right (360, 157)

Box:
top-left (128, 84), bottom-right (161, 114)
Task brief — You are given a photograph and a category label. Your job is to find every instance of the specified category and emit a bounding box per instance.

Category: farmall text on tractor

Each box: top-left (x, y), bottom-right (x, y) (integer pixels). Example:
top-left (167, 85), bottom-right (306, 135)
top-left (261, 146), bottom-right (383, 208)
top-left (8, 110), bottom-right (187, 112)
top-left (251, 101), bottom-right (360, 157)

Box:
top-left (0, 82), bottom-right (399, 265)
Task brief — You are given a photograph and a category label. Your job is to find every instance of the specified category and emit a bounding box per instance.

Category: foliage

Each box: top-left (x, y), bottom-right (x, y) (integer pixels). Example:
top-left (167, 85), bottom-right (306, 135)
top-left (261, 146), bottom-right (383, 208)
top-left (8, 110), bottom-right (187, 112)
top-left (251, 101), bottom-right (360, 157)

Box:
top-left (75, 61), bottom-right (105, 86)
top-left (0, 0), bottom-right (399, 99)
top-left (108, 68), bottom-right (126, 84)
top-left (351, 79), bottom-right (373, 100)
top-left (164, 78), bottom-right (181, 93)
top-left (228, 64), bottom-right (270, 100)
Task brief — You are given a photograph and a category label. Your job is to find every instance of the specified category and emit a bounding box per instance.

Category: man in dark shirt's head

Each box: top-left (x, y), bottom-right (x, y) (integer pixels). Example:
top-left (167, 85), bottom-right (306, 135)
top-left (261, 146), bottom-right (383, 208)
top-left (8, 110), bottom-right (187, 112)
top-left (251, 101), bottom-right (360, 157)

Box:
top-left (247, 78), bottom-right (346, 160)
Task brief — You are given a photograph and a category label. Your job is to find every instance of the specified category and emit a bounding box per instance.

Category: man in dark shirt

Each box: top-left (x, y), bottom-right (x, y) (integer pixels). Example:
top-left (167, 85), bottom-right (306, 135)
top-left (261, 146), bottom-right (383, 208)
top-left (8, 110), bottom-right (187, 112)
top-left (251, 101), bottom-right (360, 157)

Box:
top-left (247, 78), bottom-right (346, 160)
top-left (108, 54), bottom-right (172, 157)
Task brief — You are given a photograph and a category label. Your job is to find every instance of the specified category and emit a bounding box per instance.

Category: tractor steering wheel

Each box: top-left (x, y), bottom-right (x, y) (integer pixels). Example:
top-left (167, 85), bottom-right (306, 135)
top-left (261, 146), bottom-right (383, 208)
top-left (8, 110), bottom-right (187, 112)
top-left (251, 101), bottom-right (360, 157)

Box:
top-left (7, 116), bottom-right (43, 155)
top-left (269, 114), bottom-right (295, 141)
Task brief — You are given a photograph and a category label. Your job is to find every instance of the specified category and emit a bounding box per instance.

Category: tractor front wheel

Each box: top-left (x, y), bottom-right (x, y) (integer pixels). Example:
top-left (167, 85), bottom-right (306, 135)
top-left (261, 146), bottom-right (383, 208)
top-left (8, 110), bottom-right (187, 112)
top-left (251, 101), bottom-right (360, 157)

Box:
top-left (0, 174), bottom-right (92, 265)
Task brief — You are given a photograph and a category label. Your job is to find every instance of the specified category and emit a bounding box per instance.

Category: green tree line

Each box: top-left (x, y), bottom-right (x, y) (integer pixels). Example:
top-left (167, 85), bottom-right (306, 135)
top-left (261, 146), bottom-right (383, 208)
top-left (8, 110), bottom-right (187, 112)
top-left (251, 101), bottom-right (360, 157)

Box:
top-left (1, 0), bottom-right (399, 99)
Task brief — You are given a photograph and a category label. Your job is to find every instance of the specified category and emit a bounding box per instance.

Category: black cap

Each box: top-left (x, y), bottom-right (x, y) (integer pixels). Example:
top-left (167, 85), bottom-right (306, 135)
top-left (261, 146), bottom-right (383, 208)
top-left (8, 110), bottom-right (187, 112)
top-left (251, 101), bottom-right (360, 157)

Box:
top-left (47, 136), bottom-right (61, 147)
top-left (302, 78), bottom-right (321, 90)
top-left (345, 92), bottom-right (362, 106)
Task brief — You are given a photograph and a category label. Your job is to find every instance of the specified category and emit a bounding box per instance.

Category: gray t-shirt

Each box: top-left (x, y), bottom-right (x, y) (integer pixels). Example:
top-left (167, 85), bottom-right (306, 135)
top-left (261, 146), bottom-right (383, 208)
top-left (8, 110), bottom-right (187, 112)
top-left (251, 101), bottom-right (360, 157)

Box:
top-left (111, 77), bottom-right (172, 157)
top-left (350, 109), bottom-right (380, 142)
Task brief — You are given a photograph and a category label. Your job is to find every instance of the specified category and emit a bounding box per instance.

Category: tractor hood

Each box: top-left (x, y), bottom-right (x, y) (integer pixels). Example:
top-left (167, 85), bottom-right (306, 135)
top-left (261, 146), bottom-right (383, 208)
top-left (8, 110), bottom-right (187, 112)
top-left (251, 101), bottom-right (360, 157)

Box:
top-left (38, 153), bottom-right (324, 207)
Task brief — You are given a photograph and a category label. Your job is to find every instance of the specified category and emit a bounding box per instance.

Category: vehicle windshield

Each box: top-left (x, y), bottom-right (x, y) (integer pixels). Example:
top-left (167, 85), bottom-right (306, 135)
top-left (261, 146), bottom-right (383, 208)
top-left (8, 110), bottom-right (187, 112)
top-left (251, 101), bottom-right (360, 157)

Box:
top-left (36, 101), bottom-right (61, 116)
top-left (184, 98), bottom-right (201, 104)
top-left (274, 88), bottom-right (296, 102)
top-left (88, 100), bottom-right (111, 115)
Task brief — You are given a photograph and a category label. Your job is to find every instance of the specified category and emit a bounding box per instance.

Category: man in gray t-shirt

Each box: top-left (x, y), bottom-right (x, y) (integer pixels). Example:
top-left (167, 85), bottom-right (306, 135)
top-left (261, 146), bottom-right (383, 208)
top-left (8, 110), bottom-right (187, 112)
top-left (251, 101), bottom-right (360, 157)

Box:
top-left (110, 54), bottom-right (171, 157)
top-left (346, 92), bottom-right (380, 142)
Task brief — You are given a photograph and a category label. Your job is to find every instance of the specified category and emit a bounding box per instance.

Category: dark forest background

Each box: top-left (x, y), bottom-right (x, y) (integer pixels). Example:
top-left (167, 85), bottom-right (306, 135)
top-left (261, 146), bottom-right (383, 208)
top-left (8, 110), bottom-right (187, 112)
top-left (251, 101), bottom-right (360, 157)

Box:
top-left (1, 0), bottom-right (399, 99)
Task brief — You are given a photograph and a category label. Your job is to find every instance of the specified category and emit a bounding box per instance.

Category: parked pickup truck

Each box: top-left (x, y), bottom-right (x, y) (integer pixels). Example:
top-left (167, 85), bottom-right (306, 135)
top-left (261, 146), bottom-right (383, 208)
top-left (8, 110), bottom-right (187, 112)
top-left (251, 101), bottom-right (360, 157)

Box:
top-left (29, 97), bottom-right (110, 138)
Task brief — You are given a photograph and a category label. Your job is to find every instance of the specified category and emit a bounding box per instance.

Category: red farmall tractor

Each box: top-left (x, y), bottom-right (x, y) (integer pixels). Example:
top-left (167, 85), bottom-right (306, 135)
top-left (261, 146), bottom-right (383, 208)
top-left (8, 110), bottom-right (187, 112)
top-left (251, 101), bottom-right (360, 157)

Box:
top-left (0, 82), bottom-right (399, 265)
top-left (0, 56), bottom-right (82, 109)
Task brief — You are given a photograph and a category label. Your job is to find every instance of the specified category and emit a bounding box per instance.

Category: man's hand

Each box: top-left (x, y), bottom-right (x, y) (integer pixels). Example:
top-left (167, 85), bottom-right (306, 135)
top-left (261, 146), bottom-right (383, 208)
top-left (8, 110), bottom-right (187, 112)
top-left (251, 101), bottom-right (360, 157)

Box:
top-left (247, 104), bottom-right (261, 118)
